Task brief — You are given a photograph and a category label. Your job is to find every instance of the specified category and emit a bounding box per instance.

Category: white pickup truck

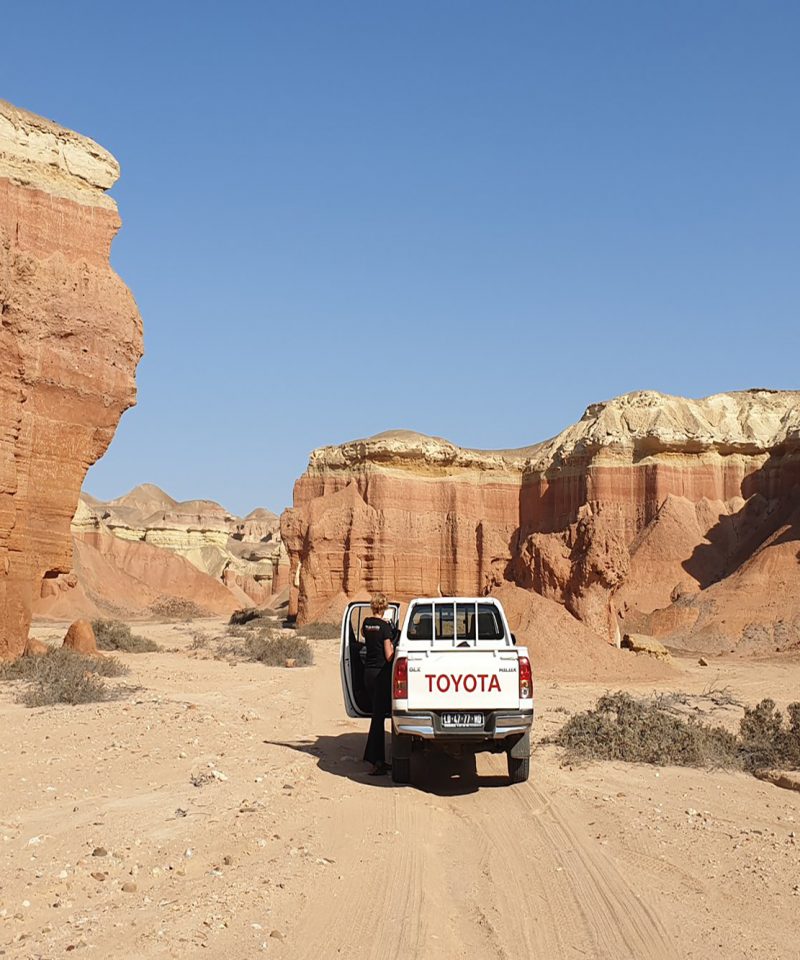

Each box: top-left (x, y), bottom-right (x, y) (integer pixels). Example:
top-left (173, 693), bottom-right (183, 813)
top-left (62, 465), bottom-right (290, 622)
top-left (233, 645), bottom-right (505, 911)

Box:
top-left (340, 597), bottom-right (533, 785)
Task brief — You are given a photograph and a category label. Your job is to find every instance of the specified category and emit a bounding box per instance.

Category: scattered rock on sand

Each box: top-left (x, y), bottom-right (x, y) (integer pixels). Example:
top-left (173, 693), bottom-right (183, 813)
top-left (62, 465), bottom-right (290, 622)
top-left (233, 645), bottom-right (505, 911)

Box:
top-left (621, 633), bottom-right (671, 660)
top-left (23, 637), bottom-right (50, 657)
top-left (63, 620), bottom-right (98, 655)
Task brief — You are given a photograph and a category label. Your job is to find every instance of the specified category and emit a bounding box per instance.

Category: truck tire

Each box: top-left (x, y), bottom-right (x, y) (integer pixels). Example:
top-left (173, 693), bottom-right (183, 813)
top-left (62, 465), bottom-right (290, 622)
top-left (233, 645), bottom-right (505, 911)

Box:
top-left (391, 730), bottom-right (412, 784)
top-left (507, 731), bottom-right (531, 784)
top-left (392, 757), bottom-right (411, 784)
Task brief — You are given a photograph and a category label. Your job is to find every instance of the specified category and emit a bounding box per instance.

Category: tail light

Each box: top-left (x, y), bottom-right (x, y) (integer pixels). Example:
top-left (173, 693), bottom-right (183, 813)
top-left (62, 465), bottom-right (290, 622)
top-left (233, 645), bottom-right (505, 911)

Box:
top-left (393, 657), bottom-right (408, 699)
top-left (518, 656), bottom-right (532, 700)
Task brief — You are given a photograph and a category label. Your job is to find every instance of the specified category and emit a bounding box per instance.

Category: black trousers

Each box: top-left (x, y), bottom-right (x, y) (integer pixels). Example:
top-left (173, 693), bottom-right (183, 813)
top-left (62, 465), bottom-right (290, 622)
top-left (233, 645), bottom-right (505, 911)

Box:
top-left (363, 664), bottom-right (391, 765)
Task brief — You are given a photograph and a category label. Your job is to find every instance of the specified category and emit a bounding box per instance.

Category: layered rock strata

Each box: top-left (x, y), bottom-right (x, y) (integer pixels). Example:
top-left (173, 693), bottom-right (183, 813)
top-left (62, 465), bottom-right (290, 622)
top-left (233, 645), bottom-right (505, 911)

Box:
top-left (282, 391), bottom-right (800, 654)
top-left (0, 101), bottom-right (142, 657)
top-left (34, 485), bottom-right (289, 619)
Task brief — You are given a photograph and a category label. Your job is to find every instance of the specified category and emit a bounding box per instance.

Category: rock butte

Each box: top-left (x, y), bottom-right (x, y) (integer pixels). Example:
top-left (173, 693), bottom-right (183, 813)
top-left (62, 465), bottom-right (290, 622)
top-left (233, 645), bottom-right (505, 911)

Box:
top-left (34, 484), bottom-right (290, 621)
top-left (0, 100), bottom-right (143, 658)
top-left (282, 390), bottom-right (800, 654)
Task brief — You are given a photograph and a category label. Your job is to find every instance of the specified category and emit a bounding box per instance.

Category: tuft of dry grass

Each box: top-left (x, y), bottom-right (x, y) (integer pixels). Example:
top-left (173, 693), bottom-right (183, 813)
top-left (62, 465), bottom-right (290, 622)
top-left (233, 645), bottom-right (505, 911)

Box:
top-left (0, 648), bottom-right (130, 707)
top-left (92, 619), bottom-right (160, 653)
top-left (149, 597), bottom-right (206, 621)
top-left (552, 692), bottom-right (800, 775)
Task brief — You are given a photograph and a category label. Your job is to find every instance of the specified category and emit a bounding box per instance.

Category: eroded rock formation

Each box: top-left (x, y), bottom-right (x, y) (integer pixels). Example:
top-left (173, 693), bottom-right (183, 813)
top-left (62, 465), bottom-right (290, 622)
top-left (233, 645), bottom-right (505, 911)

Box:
top-left (0, 101), bottom-right (142, 658)
top-left (282, 391), bottom-right (800, 654)
top-left (34, 485), bottom-right (289, 620)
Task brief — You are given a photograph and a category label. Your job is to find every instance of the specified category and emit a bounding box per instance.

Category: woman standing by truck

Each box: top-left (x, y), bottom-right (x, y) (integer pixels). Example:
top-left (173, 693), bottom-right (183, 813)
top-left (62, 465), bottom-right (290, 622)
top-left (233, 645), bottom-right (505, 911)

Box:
top-left (361, 593), bottom-right (395, 775)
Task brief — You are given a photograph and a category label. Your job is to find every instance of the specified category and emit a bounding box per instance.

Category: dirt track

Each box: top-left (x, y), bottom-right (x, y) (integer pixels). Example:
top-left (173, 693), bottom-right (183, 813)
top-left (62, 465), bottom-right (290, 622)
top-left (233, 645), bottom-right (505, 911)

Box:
top-left (2, 620), bottom-right (799, 959)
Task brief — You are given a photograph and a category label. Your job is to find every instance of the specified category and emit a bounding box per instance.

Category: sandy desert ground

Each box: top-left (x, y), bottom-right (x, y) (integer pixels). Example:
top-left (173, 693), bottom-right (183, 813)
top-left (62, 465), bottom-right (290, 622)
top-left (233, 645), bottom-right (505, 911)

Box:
top-left (2, 621), bottom-right (799, 960)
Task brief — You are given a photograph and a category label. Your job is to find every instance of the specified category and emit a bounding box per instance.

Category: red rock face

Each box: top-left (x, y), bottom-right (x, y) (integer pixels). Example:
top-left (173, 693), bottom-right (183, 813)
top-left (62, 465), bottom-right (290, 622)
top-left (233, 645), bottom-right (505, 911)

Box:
top-left (0, 101), bottom-right (143, 658)
top-left (282, 393), bottom-right (800, 653)
top-left (282, 434), bottom-right (524, 622)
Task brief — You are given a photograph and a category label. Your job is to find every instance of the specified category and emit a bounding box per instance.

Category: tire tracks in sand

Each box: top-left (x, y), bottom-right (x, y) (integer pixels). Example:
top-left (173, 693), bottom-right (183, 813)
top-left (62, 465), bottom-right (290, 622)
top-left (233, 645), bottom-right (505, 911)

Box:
top-left (284, 656), bottom-right (678, 960)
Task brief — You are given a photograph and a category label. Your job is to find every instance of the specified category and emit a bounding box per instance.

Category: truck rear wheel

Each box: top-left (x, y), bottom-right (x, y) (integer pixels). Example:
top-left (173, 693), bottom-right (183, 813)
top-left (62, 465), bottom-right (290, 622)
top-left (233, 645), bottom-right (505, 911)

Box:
top-left (507, 731), bottom-right (530, 784)
top-left (391, 757), bottom-right (411, 784)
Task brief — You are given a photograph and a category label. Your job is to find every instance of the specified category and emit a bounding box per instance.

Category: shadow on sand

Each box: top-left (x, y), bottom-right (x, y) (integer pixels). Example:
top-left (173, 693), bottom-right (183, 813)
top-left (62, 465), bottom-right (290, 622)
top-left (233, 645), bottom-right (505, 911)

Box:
top-left (264, 732), bottom-right (510, 796)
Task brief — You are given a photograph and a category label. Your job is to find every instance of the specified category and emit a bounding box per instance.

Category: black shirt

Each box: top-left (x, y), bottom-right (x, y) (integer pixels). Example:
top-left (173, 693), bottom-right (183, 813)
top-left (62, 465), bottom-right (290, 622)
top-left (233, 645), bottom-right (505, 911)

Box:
top-left (362, 616), bottom-right (395, 669)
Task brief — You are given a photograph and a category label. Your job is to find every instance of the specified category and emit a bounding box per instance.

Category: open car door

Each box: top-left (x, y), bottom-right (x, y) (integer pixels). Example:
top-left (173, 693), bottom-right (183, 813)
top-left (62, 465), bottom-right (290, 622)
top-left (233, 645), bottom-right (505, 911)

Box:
top-left (340, 600), bottom-right (401, 718)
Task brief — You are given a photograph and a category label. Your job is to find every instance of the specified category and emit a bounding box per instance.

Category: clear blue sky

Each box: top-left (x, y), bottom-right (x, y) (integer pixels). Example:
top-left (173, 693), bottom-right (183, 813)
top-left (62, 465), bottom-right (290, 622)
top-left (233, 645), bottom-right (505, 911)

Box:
top-left (3, 1), bottom-right (798, 515)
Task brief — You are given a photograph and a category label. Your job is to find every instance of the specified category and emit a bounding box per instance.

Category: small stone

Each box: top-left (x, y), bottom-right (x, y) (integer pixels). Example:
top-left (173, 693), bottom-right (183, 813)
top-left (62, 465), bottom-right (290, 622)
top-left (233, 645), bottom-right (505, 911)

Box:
top-left (270, 930), bottom-right (284, 940)
top-left (184, 848), bottom-right (194, 859)
top-left (698, 657), bottom-right (709, 666)
top-left (92, 847), bottom-right (108, 857)
top-left (121, 882), bottom-right (137, 893)
top-left (90, 872), bottom-right (106, 882)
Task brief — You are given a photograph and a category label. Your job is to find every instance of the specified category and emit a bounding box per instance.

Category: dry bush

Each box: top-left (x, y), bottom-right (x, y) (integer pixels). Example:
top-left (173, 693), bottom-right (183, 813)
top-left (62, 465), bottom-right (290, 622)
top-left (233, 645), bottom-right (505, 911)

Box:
top-left (149, 597), bottom-right (206, 620)
top-left (552, 692), bottom-right (800, 775)
top-left (223, 625), bottom-right (313, 667)
top-left (552, 692), bottom-right (740, 769)
top-left (0, 648), bottom-right (129, 707)
top-left (92, 619), bottom-right (160, 653)
top-left (296, 621), bottom-right (339, 640)
top-left (739, 699), bottom-right (800, 772)
top-left (242, 633), bottom-right (314, 667)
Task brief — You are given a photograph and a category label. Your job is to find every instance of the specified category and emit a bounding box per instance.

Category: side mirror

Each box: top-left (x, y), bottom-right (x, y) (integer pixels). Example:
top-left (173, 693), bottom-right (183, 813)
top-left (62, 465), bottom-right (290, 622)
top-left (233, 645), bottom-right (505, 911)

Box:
top-left (511, 633), bottom-right (517, 646)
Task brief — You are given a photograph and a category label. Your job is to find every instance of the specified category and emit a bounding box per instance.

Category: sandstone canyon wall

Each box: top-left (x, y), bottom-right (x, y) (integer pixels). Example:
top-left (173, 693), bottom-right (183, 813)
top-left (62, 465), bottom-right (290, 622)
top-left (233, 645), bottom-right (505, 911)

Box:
top-left (0, 100), bottom-right (143, 657)
top-left (282, 391), bottom-right (800, 655)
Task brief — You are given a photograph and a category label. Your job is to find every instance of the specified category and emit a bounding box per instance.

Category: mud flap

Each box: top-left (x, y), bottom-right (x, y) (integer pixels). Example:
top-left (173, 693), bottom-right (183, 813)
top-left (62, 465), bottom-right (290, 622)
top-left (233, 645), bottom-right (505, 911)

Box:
top-left (392, 728), bottom-right (412, 760)
top-left (508, 730), bottom-right (530, 759)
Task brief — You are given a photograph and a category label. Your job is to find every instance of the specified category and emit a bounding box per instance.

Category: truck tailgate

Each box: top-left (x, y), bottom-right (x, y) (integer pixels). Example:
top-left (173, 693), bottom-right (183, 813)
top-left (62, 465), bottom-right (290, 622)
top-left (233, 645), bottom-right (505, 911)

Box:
top-left (406, 649), bottom-right (519, 709)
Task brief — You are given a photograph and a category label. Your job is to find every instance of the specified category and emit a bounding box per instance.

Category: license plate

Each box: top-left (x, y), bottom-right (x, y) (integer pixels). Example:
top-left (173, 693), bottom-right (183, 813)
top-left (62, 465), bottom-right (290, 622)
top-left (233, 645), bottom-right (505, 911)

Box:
top-left (441, 712), bottom-right (484, 728)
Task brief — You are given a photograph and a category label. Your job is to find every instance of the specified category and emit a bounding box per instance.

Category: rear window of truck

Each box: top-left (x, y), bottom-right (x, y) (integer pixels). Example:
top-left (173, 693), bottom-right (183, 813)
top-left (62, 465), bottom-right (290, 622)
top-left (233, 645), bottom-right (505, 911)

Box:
top-left (406, 602), bottom-right (505, 642)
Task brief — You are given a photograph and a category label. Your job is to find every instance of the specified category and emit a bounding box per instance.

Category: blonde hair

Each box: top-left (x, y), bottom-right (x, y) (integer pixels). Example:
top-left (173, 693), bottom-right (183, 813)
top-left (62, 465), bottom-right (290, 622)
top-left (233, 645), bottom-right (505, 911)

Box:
top-left (370, 592), bottom-right (388, 615)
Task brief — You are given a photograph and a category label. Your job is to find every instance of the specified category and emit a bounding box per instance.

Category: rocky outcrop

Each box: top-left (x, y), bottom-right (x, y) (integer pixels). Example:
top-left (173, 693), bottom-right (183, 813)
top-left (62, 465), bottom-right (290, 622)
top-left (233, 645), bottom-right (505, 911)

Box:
top-left (282, 430), bottom-right (528, 623)
top-left (282, 391), bottom-right (800, 654)
top-left (34, 484), bottom-right (289, 619)
top-left (0, 101), bottom-right (142, 658)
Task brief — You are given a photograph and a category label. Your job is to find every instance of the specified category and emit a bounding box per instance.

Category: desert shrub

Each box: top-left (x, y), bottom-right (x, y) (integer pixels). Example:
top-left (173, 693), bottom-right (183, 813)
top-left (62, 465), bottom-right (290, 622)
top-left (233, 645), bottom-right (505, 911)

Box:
top-left (296, 621), bottom-right (339, 640)
top-left (149, 597), bottom-right (206, 620)
top-left (226, 628), bottom-right (313, 667)
top-left (738, 699), bottom-right (800, 772)
top-left (552, 692), bottom-right (740, 769)
top-left (243, 633), bottom-right (313, 666)
top-left (92, 619), bottom-right (160, 653)
top-left (0, 648), bottom-right (129, 707)
top-left (552, 692), bottom-right (800, 774)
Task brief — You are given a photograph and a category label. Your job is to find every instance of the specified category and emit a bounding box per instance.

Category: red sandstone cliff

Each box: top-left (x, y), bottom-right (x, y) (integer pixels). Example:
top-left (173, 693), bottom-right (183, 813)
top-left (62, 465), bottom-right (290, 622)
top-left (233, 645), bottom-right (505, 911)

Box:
top-left (282, 391), bottom-right (800, 654)
top-left (0, 100), bottom-right (143, 657)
